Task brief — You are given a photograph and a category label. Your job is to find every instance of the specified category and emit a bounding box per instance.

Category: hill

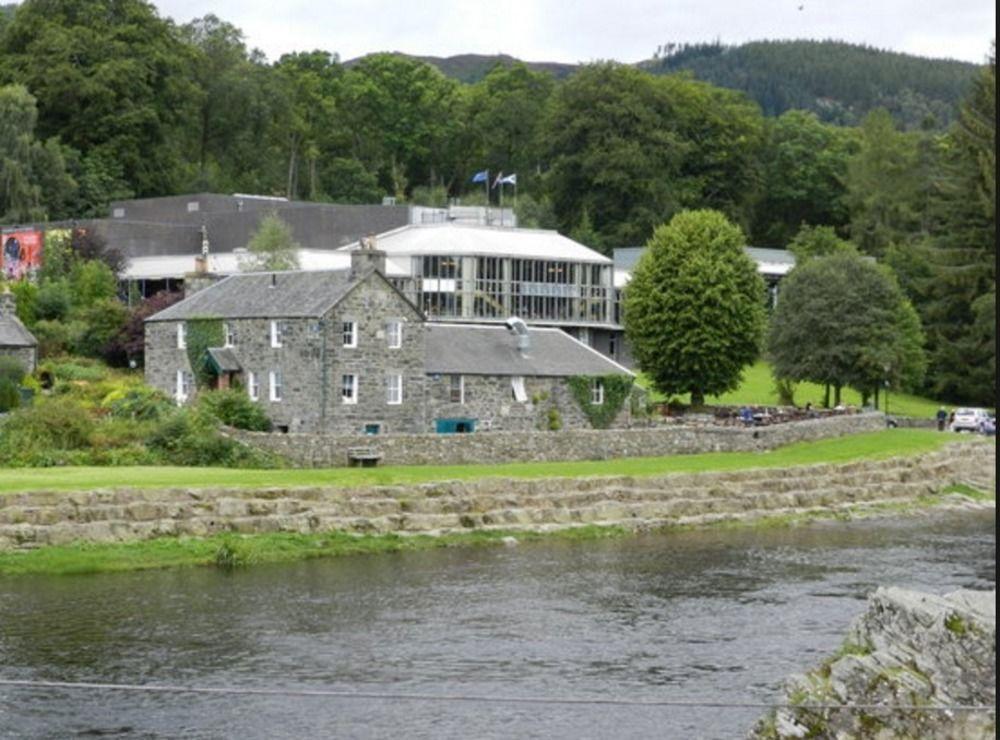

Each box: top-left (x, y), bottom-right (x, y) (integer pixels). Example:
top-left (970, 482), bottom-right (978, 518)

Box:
top-left (640, 40), bottom-right (979, 128)
top-left (364, 40), bottom-right (980, 129)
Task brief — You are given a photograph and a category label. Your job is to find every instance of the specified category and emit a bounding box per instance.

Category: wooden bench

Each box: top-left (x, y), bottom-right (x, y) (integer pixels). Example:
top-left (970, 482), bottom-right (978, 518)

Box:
top-left (347, 446), bottom-right (382, 467)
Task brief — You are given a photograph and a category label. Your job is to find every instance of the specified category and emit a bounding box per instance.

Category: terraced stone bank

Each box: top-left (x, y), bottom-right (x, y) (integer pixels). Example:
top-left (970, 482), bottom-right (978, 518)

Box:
top-left (0, 442), bottom-right (993, 551)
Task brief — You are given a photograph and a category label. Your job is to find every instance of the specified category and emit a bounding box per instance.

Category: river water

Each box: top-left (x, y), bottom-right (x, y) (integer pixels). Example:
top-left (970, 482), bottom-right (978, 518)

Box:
top-left (0, 510), bottom-right (994, 739)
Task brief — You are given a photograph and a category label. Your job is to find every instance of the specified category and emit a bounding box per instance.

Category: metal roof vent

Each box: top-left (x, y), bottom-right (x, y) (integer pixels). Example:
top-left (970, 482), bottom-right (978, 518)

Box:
top-left (505, 316), bottom-right (530, 354)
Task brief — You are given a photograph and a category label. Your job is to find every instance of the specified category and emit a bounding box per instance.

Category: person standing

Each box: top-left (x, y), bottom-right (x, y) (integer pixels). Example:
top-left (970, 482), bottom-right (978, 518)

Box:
top-left (936, 407), bottom-right (948, 431)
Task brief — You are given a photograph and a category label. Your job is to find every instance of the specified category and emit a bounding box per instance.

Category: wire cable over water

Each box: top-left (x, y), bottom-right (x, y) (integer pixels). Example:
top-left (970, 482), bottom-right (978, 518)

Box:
top-left (0, 679), bottom-right (994, 713)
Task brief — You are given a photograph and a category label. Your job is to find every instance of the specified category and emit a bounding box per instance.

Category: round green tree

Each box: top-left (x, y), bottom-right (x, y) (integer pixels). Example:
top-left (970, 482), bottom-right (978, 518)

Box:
top-left (623, 209), bottom-right (766, 405)
top-left (768, 250), bottom-right (926, 406)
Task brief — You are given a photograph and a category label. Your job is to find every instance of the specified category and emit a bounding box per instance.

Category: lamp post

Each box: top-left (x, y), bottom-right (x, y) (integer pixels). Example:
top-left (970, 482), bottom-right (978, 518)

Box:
top-left (883, 363), bottom-right (892, 426)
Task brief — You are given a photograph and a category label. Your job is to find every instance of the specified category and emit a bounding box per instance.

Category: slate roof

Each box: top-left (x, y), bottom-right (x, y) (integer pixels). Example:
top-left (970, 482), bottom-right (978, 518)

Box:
top-left (0, 314), bottom-right (37, 347)
top-left (146, 269), bottom-right (360, 321)
top-left (425, 323), bottom-right (633, 377)
top-left (206, 347), bottom-right (241, 373)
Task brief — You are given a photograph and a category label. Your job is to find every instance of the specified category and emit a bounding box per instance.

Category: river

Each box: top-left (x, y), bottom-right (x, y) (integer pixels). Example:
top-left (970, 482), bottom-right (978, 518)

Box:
top-left (0, 510), bottom-right (994, 739)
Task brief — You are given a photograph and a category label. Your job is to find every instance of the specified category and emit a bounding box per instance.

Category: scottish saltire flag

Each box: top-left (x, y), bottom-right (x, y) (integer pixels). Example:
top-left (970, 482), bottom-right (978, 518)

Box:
top-left (470, 170), bottom-right (489, 183)
top-left (500, 173), bottom-right (517, 186)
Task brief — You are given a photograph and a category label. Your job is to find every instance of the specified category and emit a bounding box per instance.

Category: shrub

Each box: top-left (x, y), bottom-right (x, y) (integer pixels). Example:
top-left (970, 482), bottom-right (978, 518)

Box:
top-left (0, 355), bottom-right (26, 386)
top-left (35, 280), bottom-right (72, 321)
top-left (33, 320), bottom-right (85, 358)
top-left (0, 397), bottom-right (95, 466)
top-left (0, 379), bottom-right (20, 412)
top-left (146, 408), bottom-right (280, 468)
top-left (102, 385), bottom-right (174, 421)
top-left (197, 389), bottom-right (272, 431)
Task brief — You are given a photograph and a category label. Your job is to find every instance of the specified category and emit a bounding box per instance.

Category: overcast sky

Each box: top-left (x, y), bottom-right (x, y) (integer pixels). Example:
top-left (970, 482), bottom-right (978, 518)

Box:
top-left (151, 0), bottom-right (994, 66)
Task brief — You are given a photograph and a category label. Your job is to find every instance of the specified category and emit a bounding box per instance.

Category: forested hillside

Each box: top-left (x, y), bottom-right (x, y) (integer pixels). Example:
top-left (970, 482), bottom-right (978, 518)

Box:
top-left (0, 0), bottom-right (994, 405)
top-left (382, 53), bottom-right (576, 83)
top-left (370, 40), bottom-right (978, 130)
top-left (641, 40), bottom-right (978, 129)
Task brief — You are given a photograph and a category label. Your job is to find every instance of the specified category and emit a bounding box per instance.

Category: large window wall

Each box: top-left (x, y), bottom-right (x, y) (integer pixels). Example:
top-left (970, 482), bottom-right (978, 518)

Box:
top-left (398, 255), bottom-right (615, 325)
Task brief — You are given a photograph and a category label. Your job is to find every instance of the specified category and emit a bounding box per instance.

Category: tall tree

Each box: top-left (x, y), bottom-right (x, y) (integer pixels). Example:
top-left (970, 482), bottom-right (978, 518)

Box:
top-left (465, 63), bottom-right (554, 194)
top-left (337, 54), bottom-right (460, 197)
top-left (541, 63), bottom-right (688, 250)
top-left (844, 109), bottom-right (924, 257)
top-left (0, 0), bottom-right (197, 203)
top-left (242, 213), bottom-right (300, 271)
top-left (921, 49), bottom-right (996, 405)
top-left (768, 251), bottom-right (926, 406)
top-left (751, 110), bottom-right (856, 246)
top-left (623, 210), bottom-right (766, 405)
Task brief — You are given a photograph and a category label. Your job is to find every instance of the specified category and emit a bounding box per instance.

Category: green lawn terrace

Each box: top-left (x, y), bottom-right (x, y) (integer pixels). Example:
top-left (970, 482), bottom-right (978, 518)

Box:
top-left (0, 429), bottom-right (969, 495)
top-left (638, 361), bottom-right (947, 420)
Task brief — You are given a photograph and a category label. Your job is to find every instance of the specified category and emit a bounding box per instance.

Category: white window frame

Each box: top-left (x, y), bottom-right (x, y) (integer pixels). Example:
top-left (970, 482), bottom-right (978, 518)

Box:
top-left (341, 374), bottom-right (358, 404)
top-left (176, 323), bottom-right (187, 349)
top-left (342, 321), bottom-right (357, 348)
top-left (175, 369), bottom-right (192, 403)
top-left (269, 370), bottom-right (282, 402)
top-left (450, 374), bottom-right (464, 404)
top-left (270, 320), bottom-right (283, 348)
top-left (511, 376), bottom-right (528, 403)
top-left (386, 320), bottom-right (402, 349)
top-left (247, 371), bottom-right (259, 401)
top-left (591, 379), bottom-right (605, 405)
top-left (386, 374), bottom-right (402, 405)
top-left (224, 322), bottom-right (236, 348)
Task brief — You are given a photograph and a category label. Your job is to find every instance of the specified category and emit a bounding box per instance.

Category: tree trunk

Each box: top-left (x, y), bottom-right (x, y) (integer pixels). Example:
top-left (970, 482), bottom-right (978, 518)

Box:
top-left (286, 132), bottom-right (299, 200)
top-left (834, 384), bottom-right (842, 406)
top-left (874, 386), bottom-right (880, 409)
top-left (690, 389), bottom-right (705, 408)
top-left (823, 384), bottom-right (830, 408)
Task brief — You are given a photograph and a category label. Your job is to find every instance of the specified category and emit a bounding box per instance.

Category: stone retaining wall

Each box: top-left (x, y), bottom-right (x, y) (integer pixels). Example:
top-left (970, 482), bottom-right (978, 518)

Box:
top-left (227, 411), bottom-right (889, 468)
top-left (0, 441), bottom-right (992, 551)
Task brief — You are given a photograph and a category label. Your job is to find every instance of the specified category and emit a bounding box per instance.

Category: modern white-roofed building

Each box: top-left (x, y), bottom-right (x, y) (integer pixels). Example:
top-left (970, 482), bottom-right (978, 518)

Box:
top-left (339, 223), bottom-right (624, 361)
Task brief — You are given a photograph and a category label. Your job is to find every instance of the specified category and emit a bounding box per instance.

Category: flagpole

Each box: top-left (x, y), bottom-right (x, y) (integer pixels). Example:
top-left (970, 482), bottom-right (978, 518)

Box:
top-left (499, 179), bottom-right (504, 226)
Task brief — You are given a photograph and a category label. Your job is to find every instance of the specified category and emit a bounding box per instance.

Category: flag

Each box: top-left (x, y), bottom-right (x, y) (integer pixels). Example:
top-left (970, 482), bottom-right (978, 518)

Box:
top-left (470, 170), bottom-right (488, 183)
top-left (500, 173), bottom-right (517, 186)
top-left (492, 171), bottom-right (504, 188)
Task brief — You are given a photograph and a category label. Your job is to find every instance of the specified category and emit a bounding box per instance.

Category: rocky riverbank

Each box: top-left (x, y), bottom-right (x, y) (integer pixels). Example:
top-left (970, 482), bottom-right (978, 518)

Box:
top-left (0, 441), bottom-right (993, 551)
top-left (753, 587), bottom-right (997, 739)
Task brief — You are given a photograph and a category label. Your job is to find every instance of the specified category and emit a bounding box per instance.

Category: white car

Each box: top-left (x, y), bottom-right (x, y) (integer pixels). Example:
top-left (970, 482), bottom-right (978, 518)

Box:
top-left (950, 407), bottom-right (991, 433)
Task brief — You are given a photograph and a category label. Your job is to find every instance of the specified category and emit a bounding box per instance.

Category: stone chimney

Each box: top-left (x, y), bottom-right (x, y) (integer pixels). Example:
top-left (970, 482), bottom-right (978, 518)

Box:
top-left (0, 287), bottom-right (15, 319)
top-left (184, 266), bottom-right (221, 298)
top-left (350, 234), bottom-right (386, 277)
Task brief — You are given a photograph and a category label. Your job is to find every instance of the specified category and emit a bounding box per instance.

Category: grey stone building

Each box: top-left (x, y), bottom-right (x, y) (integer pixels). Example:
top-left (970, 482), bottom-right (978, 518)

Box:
top-left (145, 250), bottom-right (634, 435)
top-left (0, 288), bottom-right (37, 373)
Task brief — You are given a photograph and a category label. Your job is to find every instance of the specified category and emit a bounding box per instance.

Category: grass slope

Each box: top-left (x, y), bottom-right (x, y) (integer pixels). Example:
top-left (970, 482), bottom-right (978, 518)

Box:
top-left (0, 526), bottom-right (628, 577)
top-left (0, 429), bottom-right (958, 494)
top-left (639, 361), bottom-right (943, 419)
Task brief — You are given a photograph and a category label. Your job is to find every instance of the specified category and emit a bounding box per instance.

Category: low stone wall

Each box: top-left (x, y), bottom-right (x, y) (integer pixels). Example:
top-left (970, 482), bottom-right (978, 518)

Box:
top-left (754, 586), bottom-right (996, 739)
top-left (227, 411), bottom-right (889, 468)
top-left (0, 441), bottom-right (992, 551)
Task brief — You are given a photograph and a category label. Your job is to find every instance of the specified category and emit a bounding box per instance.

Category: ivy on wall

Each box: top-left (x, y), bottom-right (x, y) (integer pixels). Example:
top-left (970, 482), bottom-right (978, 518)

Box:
top-left (185, 318), bottom-right (224, 389)
top-left (567, 375), bottom-right (634, 429)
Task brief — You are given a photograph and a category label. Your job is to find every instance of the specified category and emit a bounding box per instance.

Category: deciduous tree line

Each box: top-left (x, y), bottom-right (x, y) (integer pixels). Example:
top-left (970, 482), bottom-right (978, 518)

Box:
top-left (0, 0), bottom-right (993, 405)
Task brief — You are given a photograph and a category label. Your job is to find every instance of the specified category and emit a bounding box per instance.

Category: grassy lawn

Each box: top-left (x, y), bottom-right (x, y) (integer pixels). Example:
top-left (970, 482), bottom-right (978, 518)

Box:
top-left (0, 526), bottom-right (630, 577)
top-left (639, 360), bottom-right (944, 419)
top-left (0, 429), bottom-right (964, 494)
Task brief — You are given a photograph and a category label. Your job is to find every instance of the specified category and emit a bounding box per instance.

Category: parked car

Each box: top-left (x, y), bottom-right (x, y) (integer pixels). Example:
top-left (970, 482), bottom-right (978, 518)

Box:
top-left (950, 407), bottom-right (991, 433)
top-left (979, 415), bottom-right (996, 436)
